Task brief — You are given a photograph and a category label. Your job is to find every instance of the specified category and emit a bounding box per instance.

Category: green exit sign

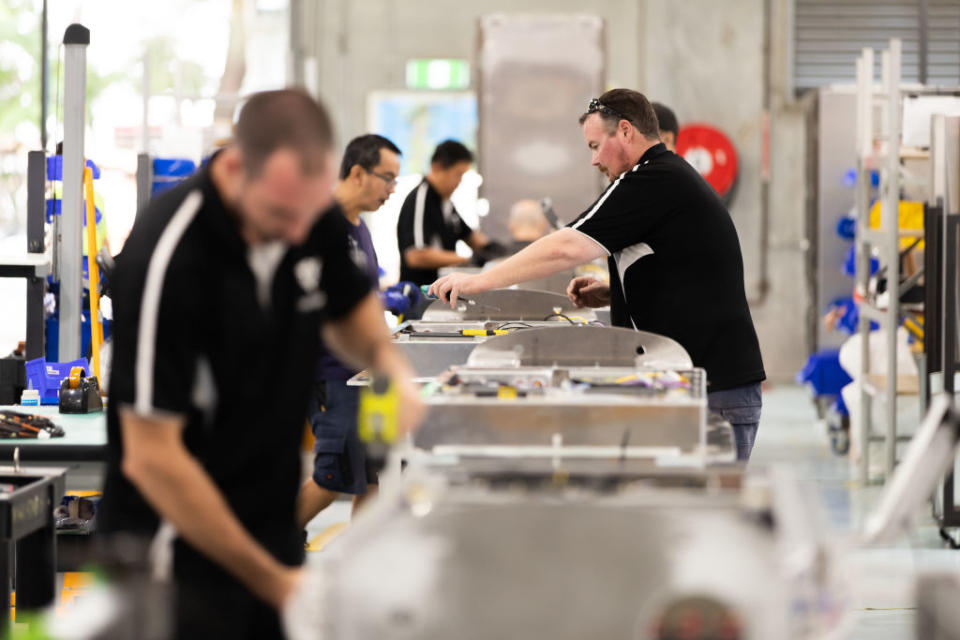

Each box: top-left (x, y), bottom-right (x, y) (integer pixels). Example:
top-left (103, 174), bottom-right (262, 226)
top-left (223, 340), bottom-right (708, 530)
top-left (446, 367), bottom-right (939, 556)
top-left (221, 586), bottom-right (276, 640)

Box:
top-left (406, 59), bottom-right (470, 90)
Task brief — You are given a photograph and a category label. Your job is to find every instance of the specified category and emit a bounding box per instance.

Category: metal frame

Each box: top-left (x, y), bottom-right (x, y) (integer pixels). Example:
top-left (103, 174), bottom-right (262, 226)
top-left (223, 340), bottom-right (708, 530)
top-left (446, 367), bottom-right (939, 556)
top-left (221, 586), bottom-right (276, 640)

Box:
top-left (57, 24), bottom-right (90, 363)
top-left (926, 113), bottom-right (960, 528)
top-left (854, 40), bottom-right (902, 483)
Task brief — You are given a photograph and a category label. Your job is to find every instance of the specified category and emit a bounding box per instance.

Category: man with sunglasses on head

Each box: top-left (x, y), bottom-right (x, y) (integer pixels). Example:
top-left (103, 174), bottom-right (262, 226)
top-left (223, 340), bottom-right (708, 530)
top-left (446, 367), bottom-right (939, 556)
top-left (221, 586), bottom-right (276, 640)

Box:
top-left (428, 89), bottom-right (765, 461)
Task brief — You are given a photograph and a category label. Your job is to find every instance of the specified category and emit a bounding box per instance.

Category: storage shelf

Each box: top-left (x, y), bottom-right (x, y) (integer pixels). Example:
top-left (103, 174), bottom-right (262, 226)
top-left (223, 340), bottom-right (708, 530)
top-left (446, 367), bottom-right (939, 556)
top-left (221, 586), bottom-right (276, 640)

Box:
top-left (0, 253), bottom-right (50, 279)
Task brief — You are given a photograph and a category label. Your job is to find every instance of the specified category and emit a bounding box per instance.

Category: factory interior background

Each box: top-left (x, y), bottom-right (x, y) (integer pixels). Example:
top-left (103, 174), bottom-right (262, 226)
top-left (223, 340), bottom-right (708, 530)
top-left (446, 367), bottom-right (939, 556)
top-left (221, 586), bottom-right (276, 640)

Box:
top-left (1, 0), bottom-right (960, 638)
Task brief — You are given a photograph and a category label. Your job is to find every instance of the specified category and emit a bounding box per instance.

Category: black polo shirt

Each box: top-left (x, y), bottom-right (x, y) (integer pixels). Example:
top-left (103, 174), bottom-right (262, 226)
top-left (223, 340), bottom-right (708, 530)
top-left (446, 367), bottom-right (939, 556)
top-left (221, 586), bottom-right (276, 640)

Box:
top-left (567, 143), bottom-right (765, 392)
top-left (99, 162), bottom-right (370, 583)
top-left (397, 178), bottom-right (473, 285)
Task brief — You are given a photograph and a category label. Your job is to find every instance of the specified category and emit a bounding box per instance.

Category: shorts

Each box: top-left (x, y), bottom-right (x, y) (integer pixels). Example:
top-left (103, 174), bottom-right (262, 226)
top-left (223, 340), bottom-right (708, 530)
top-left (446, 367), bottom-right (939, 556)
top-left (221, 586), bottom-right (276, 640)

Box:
top-left (310, 379), bottom-right (381, 494)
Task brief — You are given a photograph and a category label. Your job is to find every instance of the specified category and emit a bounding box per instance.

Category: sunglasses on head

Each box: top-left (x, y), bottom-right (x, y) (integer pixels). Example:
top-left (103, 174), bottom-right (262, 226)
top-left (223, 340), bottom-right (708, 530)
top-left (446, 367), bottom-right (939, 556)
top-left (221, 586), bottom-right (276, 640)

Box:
top-left (586, 98), bottom-right (630, 123)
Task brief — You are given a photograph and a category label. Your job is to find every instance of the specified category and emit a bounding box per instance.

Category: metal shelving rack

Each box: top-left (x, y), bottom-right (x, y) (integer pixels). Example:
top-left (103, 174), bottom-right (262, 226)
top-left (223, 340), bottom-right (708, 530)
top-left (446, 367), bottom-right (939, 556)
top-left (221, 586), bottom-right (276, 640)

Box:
top-left (854, 40), bottom-right (901, 484)
top-left (854, 38), bottom-right (960, 484)
top-left (853, 39), bottom-right (905, 485)
top-left (0, 25), bottom-right (89, 363)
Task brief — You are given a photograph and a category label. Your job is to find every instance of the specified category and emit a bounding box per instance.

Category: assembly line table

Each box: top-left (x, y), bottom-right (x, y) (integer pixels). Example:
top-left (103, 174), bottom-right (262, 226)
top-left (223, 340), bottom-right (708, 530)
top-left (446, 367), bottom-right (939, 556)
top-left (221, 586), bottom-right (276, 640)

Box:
top-left (0, 405), bottom-right (106, 496)
top-left (0, 405), bottom-right (106, 463)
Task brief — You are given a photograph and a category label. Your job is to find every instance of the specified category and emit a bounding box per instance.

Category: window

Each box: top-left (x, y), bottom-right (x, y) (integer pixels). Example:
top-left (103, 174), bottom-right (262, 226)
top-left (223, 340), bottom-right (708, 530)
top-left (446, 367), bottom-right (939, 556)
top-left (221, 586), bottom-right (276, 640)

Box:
top-left (794, 0), bottom-right (960, 92)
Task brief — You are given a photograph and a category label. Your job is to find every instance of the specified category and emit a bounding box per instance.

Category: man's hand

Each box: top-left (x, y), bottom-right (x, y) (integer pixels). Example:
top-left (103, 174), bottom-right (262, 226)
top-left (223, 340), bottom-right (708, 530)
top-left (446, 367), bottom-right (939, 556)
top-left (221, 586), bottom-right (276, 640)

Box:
top-left (428, 272), bottom-right (487, 309)
top-left (395, 373), bottom-right (425, 437)
top-left (272, 566), bottom-right (305, 610)
top-left (567, 276), bottom-right (611, 308)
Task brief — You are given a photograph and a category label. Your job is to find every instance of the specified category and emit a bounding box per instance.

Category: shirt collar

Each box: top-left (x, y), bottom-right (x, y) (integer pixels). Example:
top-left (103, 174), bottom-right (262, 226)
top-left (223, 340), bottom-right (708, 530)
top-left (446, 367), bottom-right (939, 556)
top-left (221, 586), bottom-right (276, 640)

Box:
top-left (200, 151), bottom-right (247, 256)
top-left (636, 142), bottom-right (668, 167)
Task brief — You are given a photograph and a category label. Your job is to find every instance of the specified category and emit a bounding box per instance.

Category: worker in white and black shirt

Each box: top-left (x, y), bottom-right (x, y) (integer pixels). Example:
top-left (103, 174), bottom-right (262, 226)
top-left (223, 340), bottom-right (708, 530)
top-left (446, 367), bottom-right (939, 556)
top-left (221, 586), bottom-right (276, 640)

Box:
top-left (429, 89), bottom-right (765, 460)
top-left (396, 140), bottom-right (497, 287)
top-left (99, 90), bottom-right (423, 638)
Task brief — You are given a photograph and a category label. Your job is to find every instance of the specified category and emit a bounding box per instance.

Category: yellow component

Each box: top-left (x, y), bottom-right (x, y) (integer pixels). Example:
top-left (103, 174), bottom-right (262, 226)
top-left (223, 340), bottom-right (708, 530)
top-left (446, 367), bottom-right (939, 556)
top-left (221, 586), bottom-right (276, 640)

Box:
top-left (567, 316), bottom-right (590, 325)
top-left (65, 490), bottom-right (102, 498)
top-left (68, 366), bottom-right (84, 390)
top-left (358, 378), bottom-right (399, 444)
top-left (62, 572), bottom-right (95, 590)
top-left (52, 182), bottom-right (107, 255)
top-left (84, 166), bottom-right (104, 385)
top-left (904, 316), bottom-right (924, 340)
top-left (497, 385), bottom-right (517, 399)
top-left (461, 329), bottom-right (487, 336)
top-left (306, 522), bottom-right (349, 552)
top-left (614, 374), bottom-right (639, 384)
top-left (869, 200), bottom-right (924, 250)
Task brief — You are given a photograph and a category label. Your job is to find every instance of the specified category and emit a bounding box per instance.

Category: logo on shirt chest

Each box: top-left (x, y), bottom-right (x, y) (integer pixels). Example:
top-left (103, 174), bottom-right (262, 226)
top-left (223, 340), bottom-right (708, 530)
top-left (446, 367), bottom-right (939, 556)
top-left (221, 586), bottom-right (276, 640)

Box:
top-left (348, 236), bottom-right (368, 270)
top-left (294, 256), bottom-right (327, 312)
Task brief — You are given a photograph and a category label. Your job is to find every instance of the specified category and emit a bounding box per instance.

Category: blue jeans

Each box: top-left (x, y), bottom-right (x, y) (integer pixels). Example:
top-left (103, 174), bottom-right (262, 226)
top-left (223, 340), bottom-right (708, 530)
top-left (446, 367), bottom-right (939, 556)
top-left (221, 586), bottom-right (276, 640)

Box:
top-left (708, 383), bottom-right (762, 461)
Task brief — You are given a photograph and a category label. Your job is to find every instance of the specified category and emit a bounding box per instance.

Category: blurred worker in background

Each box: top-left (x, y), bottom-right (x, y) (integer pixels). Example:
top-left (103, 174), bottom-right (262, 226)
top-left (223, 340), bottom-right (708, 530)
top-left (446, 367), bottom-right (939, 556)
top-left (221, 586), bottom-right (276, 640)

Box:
top-left (100, 90), bottom-right (422, 639)
top-left (296, 134), bottom-right (405, 532)
top-left (505, 198), bottom-right (552, 254)
top-left (652, 102), bottom-right (679, 152)
top-left (429, 88), bottom-right (765, 461)
top-left (396, 140), bottom-right (497, 288)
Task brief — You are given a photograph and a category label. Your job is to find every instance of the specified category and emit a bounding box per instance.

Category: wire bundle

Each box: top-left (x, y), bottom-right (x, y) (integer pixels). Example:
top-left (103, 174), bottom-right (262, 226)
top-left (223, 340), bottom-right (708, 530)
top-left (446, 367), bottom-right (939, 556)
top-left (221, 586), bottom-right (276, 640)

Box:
top-left (0, 411), bottom-right (66, 439)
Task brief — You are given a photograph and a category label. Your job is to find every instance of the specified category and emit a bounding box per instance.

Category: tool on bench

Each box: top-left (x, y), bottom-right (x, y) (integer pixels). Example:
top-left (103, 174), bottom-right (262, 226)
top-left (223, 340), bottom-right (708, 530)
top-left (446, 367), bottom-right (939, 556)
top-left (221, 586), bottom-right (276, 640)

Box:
top-left (407, 328), bottom-right (510, 339)
top-left (58, 366), bottom-right (104, 414)
top-left (420, 285), bottom-right (502, 312)
top-left (0, 410), bottom-right (65, 439)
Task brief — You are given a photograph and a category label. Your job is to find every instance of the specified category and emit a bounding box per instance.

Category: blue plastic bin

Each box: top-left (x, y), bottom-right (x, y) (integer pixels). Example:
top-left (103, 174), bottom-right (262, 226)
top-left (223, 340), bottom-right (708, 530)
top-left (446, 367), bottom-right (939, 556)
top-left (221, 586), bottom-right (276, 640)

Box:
top-left (152, 158), bottom-right (197, 196)
top-left (24, 357), bottom-right (90, 405)
top-left (796, 349), bottom-right (853, 397)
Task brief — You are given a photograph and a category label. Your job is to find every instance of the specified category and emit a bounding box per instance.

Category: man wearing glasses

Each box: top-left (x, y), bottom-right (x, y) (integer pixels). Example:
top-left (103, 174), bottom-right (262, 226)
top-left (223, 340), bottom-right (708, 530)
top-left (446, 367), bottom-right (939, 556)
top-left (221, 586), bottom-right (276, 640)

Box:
top-left (428, 89), bottom-right (765, 461)
top-left (396, 139), bottom-right (496, 288)
top-left (296, 134), bottom-right (403, 531)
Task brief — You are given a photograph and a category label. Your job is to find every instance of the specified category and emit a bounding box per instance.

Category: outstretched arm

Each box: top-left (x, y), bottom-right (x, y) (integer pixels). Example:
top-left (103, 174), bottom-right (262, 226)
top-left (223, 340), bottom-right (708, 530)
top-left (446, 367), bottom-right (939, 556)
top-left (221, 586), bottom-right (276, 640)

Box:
top-left (428, 228), bottom-right (607, 307)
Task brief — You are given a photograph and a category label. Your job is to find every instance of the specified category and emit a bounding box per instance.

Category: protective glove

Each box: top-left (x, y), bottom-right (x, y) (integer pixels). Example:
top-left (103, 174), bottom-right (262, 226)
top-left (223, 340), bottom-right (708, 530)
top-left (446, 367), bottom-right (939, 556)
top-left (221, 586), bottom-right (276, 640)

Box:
top-left (380, 281), bottom-right (422, 315)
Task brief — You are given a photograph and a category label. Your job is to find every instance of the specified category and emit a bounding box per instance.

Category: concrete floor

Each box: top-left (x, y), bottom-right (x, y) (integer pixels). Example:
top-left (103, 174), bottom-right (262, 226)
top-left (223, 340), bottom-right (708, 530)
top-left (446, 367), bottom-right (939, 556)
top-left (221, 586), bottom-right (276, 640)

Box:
top-left (305, 383), bottom-right (958, 639)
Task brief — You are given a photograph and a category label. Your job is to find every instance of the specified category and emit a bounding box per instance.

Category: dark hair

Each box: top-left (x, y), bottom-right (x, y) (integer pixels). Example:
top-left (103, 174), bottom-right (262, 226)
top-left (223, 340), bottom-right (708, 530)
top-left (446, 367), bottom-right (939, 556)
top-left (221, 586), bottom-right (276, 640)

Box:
top-left (652, 102), bottom-right (679, 138)
top-left (430, 139), bottom-right (474, 169)
top-left (578, 88), bottom-right (660, 140)
top-left (339, 134), bottom-right (402, 180)
top-left (233, 89), bottom-right (334, 176)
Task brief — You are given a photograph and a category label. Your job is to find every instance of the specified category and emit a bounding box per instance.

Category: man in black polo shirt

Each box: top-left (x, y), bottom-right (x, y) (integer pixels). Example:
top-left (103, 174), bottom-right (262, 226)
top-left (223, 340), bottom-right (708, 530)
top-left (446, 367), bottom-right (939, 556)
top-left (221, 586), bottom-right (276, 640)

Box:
top-left (99, 89), bottom-right (422, 638)
top-left (429, 88), bottom-right (765, 460)
top-left (396, 139), bottom-right (494, 287)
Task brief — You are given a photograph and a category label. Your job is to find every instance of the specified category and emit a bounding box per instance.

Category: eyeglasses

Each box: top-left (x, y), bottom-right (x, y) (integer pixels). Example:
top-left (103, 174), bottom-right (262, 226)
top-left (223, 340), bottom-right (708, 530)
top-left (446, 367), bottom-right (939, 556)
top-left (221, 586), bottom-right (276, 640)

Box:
top-left (368, 170), bottom-right (398, 187)
top-left (586, 98), bottom-right (630, 124)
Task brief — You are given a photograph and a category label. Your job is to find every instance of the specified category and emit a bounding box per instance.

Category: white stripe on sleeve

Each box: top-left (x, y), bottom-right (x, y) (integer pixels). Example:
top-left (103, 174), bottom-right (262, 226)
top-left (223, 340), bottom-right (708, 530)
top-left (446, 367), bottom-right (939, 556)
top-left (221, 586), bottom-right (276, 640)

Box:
top-left (134, 189), bottom-right (204, 415)
top-left (570, 161), bottom-right (642, 231)
top-left (413, 182), bottom-right (428, 248)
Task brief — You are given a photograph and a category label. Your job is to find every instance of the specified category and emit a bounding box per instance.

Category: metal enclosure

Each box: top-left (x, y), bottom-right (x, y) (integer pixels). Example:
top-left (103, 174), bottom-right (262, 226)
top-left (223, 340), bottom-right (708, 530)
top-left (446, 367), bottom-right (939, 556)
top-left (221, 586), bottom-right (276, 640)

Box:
top-left (420, 289), bottom-right (594, 322)
top-left (466, 326), bottom-right (692, 369)
top-left (477, 14), bottom-right (605, 240)
top-left (302, 469), bottom-right (840, 640)
top-left (414, 327), bottom-right (705, 456)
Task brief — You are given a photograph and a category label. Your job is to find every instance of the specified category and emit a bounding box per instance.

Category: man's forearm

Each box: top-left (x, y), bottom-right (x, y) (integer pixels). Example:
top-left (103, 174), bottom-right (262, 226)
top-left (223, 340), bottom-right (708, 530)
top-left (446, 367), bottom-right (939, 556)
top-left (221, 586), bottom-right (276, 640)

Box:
top-left (323, 293), bottom-right (412, 377)
top-left (403, 247), bottom-right (468, 269)
top-left (474, 229), bottom-right (606, 290)
top-left (121, 415), bottom-right (289, 606)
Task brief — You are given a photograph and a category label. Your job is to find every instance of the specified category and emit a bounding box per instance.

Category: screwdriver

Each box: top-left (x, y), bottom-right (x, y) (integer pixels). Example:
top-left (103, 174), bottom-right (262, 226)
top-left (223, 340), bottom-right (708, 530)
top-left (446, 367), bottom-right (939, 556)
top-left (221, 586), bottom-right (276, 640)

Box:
top-left (420, 285), bottom-right (502, 311)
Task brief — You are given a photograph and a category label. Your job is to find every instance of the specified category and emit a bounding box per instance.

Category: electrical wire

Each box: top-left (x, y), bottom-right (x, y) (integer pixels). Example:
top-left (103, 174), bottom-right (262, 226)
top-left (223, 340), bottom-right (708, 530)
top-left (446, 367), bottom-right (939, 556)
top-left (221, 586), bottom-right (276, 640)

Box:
top-left (496, 321), bottom-right (534, 331)
top-left (543, 313), bottom-right (577, 325)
